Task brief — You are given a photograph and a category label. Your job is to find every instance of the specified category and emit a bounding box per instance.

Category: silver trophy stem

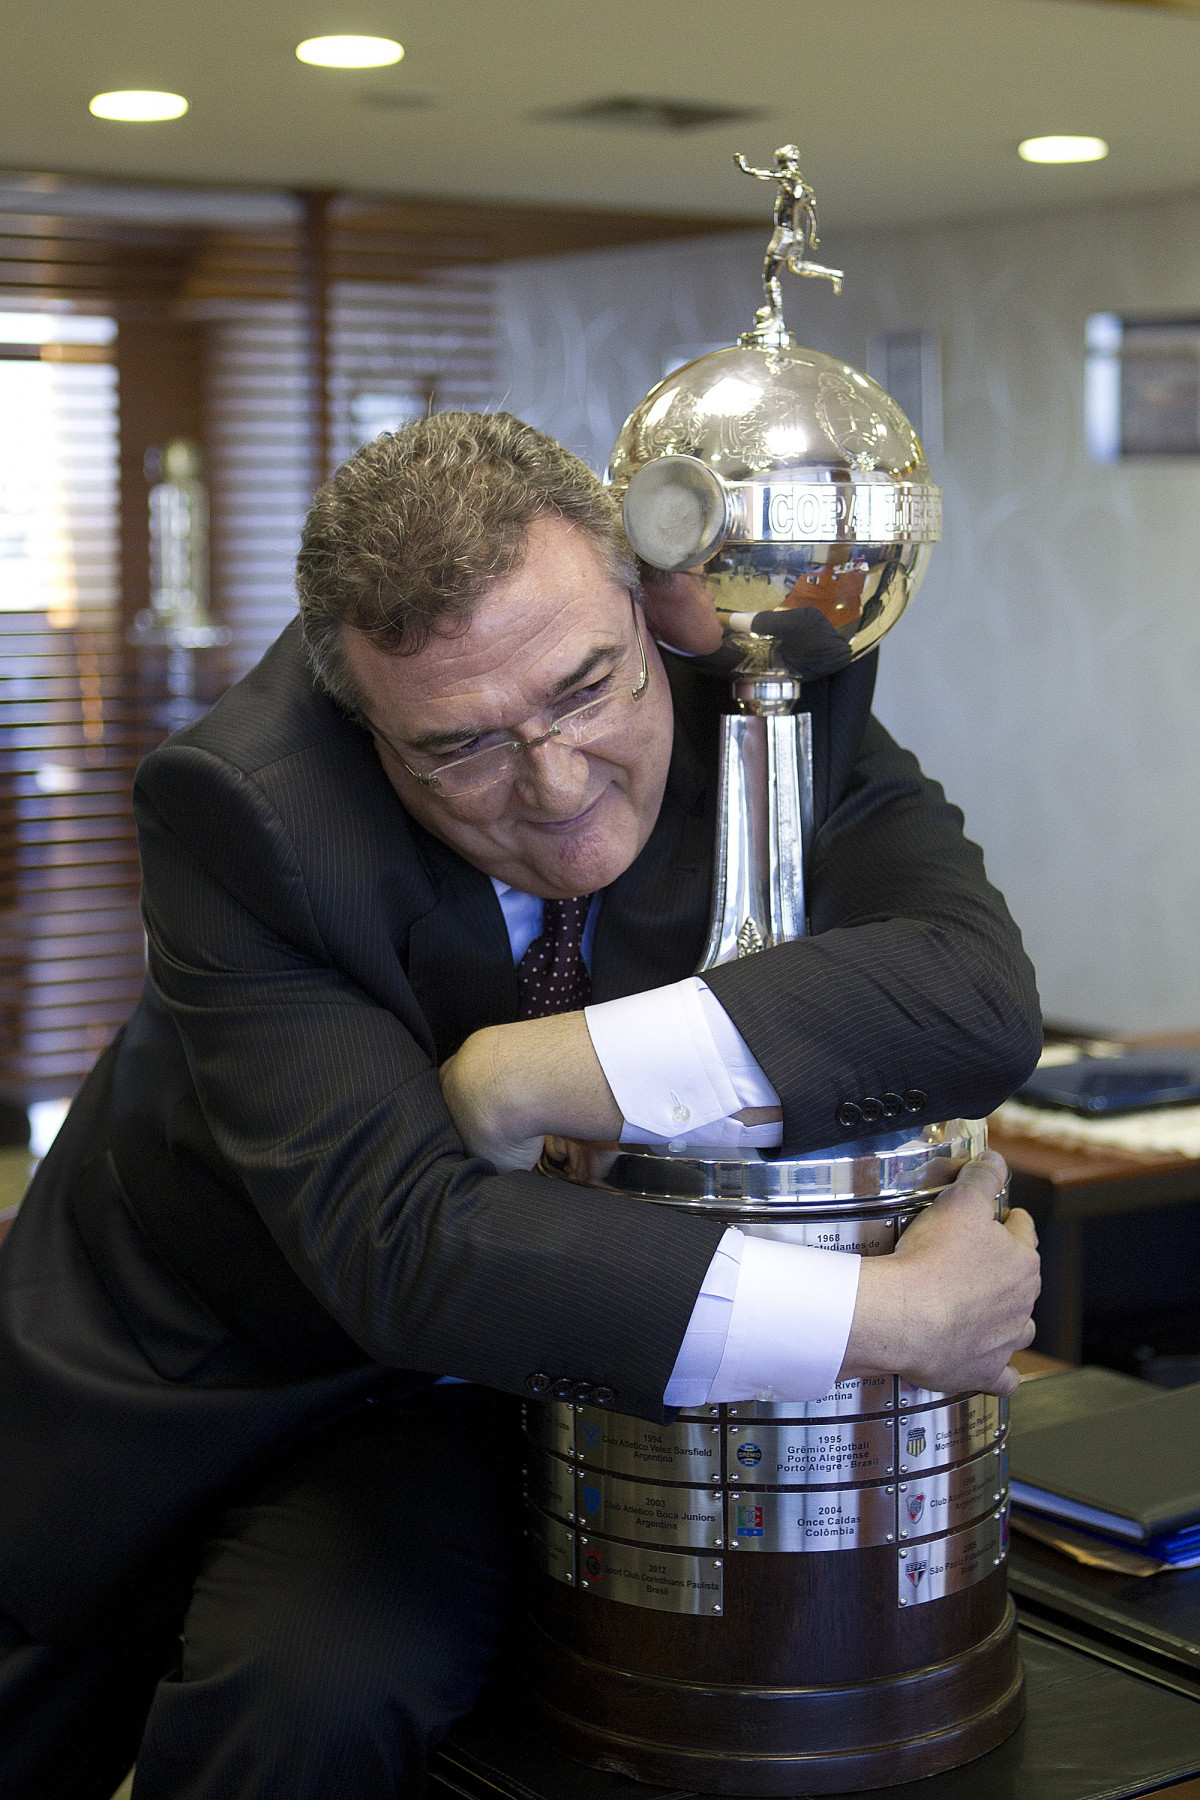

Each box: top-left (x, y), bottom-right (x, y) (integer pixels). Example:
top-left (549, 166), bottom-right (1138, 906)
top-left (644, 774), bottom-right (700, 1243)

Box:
top-left (698, 709), bottom-right (814, 969)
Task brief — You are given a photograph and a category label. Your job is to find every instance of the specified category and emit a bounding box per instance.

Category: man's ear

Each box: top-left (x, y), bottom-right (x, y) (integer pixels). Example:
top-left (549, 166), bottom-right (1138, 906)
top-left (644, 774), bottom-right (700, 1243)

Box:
top-left (637, 568), bottom-right (724, 656)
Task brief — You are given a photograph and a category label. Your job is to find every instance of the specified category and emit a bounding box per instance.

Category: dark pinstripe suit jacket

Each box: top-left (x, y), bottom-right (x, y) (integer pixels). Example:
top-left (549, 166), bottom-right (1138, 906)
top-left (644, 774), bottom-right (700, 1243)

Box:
top-left (0, 620), bottom-right (1040, 1642)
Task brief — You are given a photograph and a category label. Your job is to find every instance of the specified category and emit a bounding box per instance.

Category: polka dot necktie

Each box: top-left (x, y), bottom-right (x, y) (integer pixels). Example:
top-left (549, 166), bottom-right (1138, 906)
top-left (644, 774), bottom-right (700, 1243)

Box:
top-left (517, 895), bottom-right (593, 1019)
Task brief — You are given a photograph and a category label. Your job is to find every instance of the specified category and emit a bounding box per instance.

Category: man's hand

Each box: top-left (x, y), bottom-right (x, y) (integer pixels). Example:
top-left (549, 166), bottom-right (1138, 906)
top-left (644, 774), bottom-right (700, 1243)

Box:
top-left (439, 1014), bottom-right (623, 1172)
top-left (839, 1152), bottom-right (1040, 1398)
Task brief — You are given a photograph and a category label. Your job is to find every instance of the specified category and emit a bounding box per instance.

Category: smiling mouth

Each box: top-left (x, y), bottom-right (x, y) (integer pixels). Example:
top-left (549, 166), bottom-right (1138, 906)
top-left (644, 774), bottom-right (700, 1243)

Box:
top-left (526, 791), bottom-right (606, 835)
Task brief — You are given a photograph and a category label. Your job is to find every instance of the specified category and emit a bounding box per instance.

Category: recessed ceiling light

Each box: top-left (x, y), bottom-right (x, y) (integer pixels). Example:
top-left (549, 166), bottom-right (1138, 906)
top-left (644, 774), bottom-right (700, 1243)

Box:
top-left (295, 35), bottom-right (404, 68)
top-left (89, 90), bottom-right (189, 122)
top-left (1018, 135), bottom-right (1108, 164)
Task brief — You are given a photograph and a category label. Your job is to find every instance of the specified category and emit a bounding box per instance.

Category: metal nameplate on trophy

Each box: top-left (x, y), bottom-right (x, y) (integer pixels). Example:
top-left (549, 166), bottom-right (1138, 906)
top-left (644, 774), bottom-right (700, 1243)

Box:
top-left (727, 1483), bottom-right (896, 1552)
top-left (527, 1506), bottom-right (576, 1588)
top-left (747, 1216), bottom-right (898, 1255)
top-left (897, 1508), bottom-right (1009, 1608)
top-left (523, 1448), bottom-right (576, 1524)
top-left (727, 1373), bottom-right (895, 1420)
top-left (578, 1537), bottom-right (725, 1616)
top-left (897, 1447), bottom-right (1008, 1542)
top-left (725, 1418), bottom-right (896, 1485)
top-left (898, 1379), bottom-right (957, 1409)
top-left (521, 1399), bottom-right (574, 1459)
top-left (897, 1396), bottom-right (1006, 1474)
top-left (575, 1471), bottom-right (725, 1550)
top-left (575, 1409), bottom-right (721, 1482)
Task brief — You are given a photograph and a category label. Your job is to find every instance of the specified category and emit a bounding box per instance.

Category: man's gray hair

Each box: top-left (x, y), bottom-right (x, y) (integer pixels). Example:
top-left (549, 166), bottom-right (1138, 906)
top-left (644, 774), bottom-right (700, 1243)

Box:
top-left (296, 411), bottom-right (637, 716)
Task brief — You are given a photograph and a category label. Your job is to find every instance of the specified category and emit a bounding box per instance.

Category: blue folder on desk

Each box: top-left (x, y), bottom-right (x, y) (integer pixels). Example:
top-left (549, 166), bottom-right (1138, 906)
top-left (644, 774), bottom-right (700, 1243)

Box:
top-left (1008, 1380), bottom-right (1200, 1565)
top-left (1018, 1048), bottom-right (1200, 1116)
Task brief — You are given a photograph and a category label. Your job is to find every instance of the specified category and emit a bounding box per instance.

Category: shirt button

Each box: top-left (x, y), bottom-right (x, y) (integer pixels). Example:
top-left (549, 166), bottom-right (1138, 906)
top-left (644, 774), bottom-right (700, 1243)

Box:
top-left (591, 1386), bottom-right (616, 1406)
top-left (550, 1377), bottom-right (576, 1400)
top-left (860, 1097), bottom-right (885, 1123)
top-left (902, 1089), bottom-right (929, 1113)
top-left (671, 1103), bottom-right (691, 1124)
top-left (569, 1382), bottom-right (593, 1404)
top-left (836, 1101), bottom-right (863, 1129)
top-left (525, 1372), bottom-right (553, 1396)
top-left (881, 1092), bottom-right (906, 1117)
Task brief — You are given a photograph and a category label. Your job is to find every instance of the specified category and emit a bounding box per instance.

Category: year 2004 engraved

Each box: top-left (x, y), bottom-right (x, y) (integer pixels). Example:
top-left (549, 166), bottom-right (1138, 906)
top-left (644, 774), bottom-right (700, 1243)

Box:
top-left (728, 1483), bottom-right (895, 1551)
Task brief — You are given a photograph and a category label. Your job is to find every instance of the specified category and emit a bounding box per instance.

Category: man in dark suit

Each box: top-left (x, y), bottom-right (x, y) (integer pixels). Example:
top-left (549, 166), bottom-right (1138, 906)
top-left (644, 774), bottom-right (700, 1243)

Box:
top-left (0, 413), bottom-right (1041, 1798)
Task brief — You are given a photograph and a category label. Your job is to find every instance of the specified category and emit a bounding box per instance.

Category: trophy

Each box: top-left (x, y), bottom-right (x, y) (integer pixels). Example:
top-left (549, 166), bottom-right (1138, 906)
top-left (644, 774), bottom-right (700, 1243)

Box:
top-left (130, 438), bottom-right (230, 731)
top-left (522, 150), bottom-right (1019, 1793)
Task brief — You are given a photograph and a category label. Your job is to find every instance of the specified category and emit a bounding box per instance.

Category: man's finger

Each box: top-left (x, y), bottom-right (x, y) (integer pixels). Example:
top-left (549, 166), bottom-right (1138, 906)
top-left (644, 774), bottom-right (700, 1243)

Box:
top-left (951, 1151), bottom-right (1008, 1196)
top-left (1003, 1206), bottom-right (1039, 1252)
top-left (994, 1364), bottom-right (1021, 1398)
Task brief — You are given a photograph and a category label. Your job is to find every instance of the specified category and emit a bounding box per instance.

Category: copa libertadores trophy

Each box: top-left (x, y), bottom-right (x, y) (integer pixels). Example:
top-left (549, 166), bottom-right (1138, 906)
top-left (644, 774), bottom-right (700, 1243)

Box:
top-left (522, 147), bottom-right (1020, 1793)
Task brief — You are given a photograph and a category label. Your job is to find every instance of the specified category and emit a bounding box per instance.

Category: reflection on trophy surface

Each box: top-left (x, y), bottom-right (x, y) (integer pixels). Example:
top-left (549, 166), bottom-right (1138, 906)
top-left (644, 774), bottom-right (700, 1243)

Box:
top-left (523, 147), bottom-right (1022, 1795)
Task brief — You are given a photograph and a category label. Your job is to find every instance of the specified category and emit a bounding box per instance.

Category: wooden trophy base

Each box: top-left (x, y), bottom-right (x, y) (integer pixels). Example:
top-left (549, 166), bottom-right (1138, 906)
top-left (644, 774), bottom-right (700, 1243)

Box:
top-left (526, 1599), bottom-right (1025, 1795)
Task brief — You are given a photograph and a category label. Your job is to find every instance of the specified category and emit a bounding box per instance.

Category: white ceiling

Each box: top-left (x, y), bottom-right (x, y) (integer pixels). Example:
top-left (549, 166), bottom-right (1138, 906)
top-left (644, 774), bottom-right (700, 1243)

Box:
top-left (1, 0), bottom-right (1199, 231)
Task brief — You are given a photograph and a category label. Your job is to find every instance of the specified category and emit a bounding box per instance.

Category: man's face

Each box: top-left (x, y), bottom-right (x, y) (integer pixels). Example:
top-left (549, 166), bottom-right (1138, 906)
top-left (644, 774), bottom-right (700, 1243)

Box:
top-left (340, 515), bottom-right (675, 898)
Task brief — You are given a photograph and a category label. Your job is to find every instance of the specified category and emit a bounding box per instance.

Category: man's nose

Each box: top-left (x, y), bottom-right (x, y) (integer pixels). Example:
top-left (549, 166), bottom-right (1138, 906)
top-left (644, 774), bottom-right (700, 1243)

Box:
top-left (512, 736), bottom-right (591, 808)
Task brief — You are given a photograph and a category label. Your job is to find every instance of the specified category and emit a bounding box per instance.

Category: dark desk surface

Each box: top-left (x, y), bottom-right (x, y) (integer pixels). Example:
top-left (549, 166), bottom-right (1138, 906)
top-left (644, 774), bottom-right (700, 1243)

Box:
top-left (431, 1623), bottom-right (1200, 1800)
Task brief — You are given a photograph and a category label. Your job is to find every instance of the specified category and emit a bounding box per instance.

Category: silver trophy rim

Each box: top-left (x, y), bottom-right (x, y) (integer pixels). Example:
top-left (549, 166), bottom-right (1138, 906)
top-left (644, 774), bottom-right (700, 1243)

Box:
top-left (542, 1119), bottom-right (988, 1213)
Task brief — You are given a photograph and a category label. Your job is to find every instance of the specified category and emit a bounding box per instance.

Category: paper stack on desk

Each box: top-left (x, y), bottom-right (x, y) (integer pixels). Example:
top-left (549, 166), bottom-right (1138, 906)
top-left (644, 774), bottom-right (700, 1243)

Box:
top-left (1009, 1370), bottom-right (1200, 1570)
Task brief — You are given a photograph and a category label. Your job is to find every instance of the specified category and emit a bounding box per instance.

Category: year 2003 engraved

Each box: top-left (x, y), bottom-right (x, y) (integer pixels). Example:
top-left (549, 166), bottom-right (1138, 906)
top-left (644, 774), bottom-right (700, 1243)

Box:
top-left (574, 1470), bottom-right (724, 1549)
top-left (726, 1418), bottom-right (894, 1485)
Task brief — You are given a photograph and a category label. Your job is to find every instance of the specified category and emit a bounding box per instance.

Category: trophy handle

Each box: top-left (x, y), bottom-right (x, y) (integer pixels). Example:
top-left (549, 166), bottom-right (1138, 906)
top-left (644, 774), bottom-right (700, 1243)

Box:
top-left (698, 710), bottom-right (814, 970)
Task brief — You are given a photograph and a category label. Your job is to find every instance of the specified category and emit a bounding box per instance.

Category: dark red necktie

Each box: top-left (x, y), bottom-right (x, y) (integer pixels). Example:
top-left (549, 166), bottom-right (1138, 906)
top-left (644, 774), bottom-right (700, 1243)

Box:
top-left (517, 896), bottom-right (593, 1019)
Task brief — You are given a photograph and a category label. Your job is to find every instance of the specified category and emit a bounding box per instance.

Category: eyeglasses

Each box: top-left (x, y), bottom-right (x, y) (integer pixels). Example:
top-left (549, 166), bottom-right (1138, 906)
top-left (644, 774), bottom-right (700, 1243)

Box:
top-left (367, 602), bottom-right (650, 800)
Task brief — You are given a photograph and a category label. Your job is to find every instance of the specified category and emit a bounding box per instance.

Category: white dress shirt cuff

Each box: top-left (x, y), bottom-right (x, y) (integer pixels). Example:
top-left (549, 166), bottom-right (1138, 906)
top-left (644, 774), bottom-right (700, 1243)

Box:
top-left (709, 1234), bottom-right (862, 1403)
top-left (585, 977), bottom-right (781, 1150)
top-left (663, 1230), bottom-right (862, 1407)
top-left (662, 1227), bottom-right (743, 1407)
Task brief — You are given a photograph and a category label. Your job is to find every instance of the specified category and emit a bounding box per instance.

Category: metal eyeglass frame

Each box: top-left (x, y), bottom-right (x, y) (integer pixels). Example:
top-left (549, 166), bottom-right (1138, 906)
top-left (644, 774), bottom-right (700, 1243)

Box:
top-left (366, 598), bottom-right (649, 798)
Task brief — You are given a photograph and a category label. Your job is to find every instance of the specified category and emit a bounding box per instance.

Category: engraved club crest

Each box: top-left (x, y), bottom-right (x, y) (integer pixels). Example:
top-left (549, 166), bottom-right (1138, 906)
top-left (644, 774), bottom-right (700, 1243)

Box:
top-left (582, 1484), bottom-right (602, 1517)
top-left (736, 1441), bottom-right (763, 1468)
top-left (815, 371), bottom-right (890, 471)
top-left (905, 1425), bottom-right (927, 1459)
top-left (905, 1560), bottom-right (927, 1591)
top-left (737, 1504), bottom-right (764, 1537)
top-left (582, 1549), bottom-right (605, 1585)
top-left (906, 1492), bottom-right (926, 1526)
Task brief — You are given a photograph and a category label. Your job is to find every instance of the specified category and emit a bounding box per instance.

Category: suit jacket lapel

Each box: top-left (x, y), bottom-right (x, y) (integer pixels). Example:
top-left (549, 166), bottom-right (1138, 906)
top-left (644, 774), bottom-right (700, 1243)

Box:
top-left (590, 657), bottom-right (719, 1002)
top-left (404, 829), bottom-right (519, 1061)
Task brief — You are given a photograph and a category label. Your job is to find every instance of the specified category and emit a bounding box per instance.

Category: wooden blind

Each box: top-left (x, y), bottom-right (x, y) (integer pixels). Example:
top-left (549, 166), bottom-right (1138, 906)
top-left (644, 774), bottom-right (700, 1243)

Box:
top-left (0, 178), bottom-right (737, 1109)
top-left (0, 341), bottom-right (154, 1098)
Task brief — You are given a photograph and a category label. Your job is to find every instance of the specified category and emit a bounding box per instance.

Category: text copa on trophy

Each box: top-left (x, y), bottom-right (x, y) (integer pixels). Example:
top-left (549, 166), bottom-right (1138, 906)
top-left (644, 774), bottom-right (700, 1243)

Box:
top-left (522, 149), bottom-right (1020, 1794)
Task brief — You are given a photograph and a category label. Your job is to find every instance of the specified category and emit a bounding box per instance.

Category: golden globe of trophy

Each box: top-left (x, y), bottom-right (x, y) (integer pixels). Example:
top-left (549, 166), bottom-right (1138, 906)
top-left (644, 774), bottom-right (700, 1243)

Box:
top-left (522, 149), bottom-right (1020, 1794)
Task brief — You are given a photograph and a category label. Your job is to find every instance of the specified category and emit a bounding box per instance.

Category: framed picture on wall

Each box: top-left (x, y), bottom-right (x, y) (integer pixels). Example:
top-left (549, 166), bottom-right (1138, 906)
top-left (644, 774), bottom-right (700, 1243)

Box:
top-left (1086, 314), bottom-right (1200, 460)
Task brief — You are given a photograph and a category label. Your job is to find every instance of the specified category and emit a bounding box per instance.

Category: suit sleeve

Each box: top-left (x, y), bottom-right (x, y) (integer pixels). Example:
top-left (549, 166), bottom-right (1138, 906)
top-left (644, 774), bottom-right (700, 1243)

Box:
top-left (702, 717), bottom-right (1042, 1150)
top-left (133, 745), bottom-right (724, 1419)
